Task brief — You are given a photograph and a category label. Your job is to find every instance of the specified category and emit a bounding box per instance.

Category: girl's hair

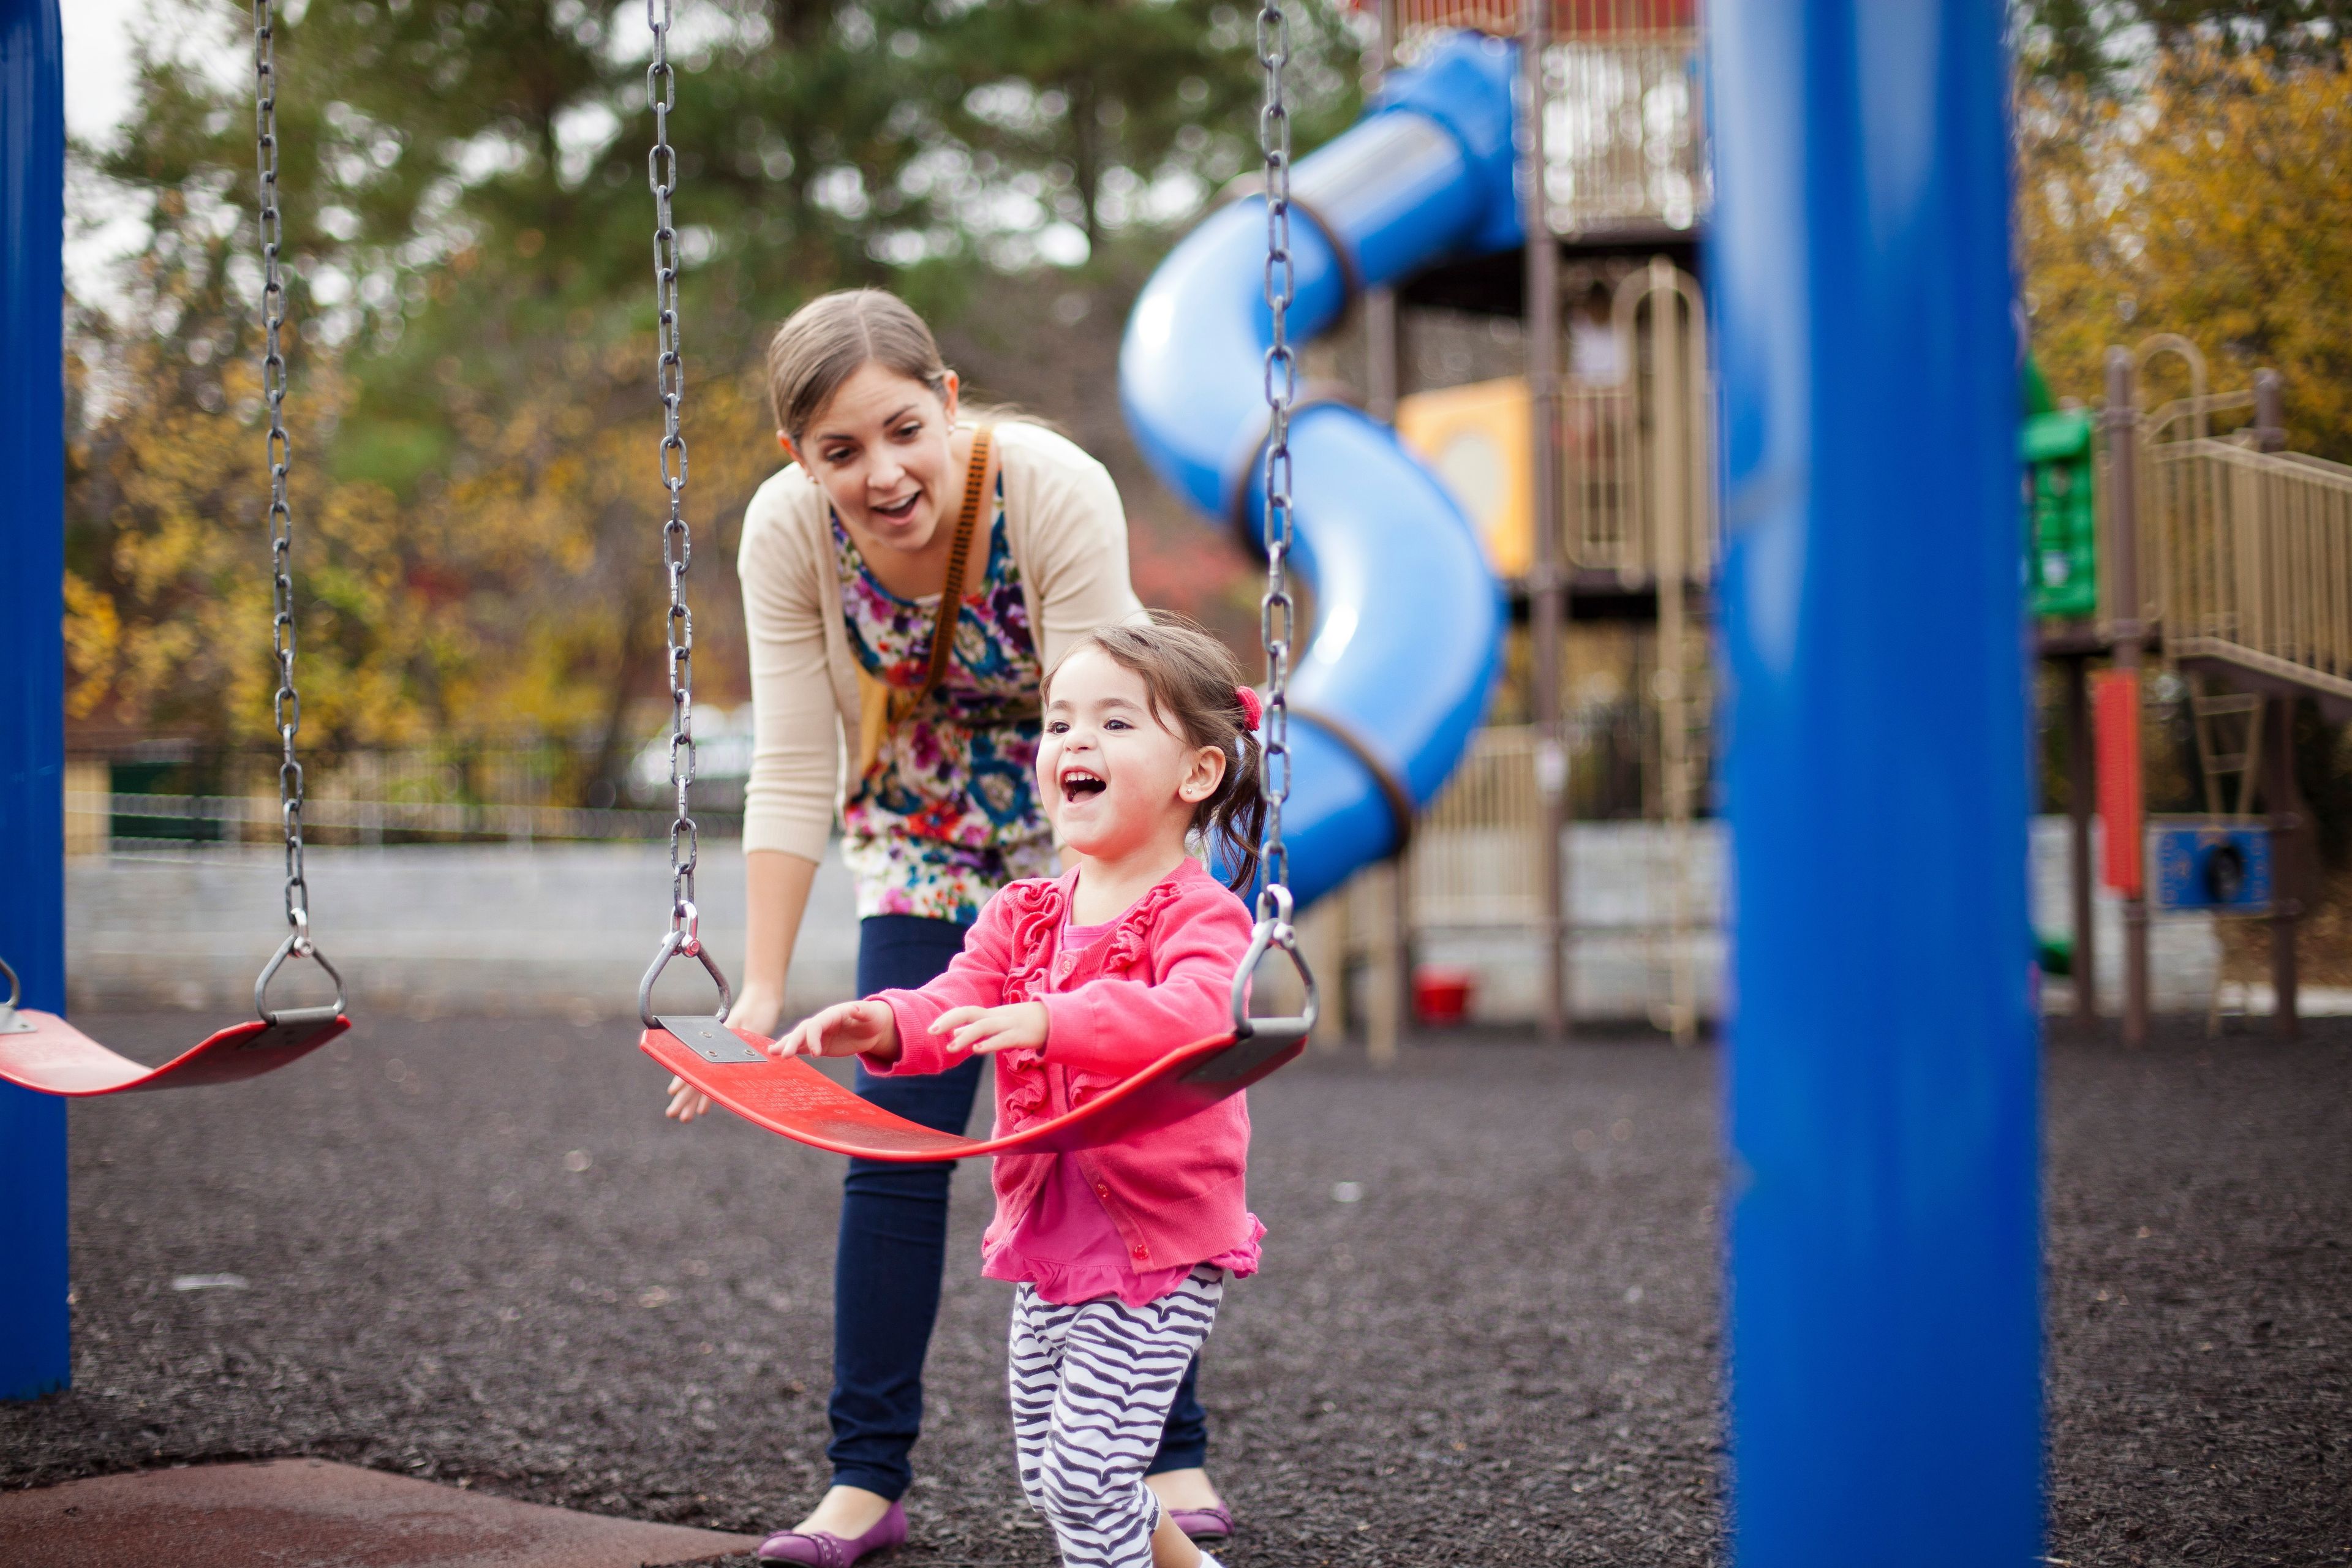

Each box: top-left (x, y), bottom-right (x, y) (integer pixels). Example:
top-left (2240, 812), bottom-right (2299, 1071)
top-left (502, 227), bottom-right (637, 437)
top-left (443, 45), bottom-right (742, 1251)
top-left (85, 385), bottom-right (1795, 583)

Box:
top-left (765, 287), bottom-right (1065, 445)
top-left (1046, 611), bottom-right (1268, 893)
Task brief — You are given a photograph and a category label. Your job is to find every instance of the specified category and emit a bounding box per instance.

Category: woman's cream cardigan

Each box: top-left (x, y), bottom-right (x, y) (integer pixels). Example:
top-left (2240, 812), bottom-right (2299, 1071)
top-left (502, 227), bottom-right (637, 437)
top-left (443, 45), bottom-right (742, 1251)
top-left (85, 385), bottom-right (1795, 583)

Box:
top-left (737, 420), bottom-right (1147, 864)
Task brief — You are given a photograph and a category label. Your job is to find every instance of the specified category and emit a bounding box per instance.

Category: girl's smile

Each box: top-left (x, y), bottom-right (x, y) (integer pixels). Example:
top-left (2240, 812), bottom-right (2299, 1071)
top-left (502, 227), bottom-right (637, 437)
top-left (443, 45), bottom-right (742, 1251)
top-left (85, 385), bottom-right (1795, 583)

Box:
top-left (1039, 647), bottom-right (1225, 867)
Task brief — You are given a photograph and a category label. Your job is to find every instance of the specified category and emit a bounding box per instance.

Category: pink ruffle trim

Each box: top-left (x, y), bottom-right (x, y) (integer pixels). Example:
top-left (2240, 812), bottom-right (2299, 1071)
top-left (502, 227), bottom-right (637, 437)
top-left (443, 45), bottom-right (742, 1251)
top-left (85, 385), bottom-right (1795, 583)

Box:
top-left (984, 1215), bottom-right (1264, 1309)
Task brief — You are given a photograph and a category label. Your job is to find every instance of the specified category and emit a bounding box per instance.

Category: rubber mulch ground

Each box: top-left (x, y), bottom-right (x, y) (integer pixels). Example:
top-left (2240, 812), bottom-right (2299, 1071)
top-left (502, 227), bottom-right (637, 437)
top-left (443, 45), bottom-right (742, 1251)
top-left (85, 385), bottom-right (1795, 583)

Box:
top-left (4, 1012), bottom-right (2346, 1566)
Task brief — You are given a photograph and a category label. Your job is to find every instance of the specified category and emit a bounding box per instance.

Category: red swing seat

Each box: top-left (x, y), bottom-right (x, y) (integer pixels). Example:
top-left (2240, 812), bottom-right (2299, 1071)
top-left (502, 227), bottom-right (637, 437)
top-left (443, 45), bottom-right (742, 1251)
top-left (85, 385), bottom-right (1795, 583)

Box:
top-left (642, 1014), bottom-right (1306, 1161)
top-left (0, 1010), bottom-right (349, 1097)
top-left (636, 902), bottom-right (1315, 1162)
top-left (0, 946), bottom-right (348, 1098)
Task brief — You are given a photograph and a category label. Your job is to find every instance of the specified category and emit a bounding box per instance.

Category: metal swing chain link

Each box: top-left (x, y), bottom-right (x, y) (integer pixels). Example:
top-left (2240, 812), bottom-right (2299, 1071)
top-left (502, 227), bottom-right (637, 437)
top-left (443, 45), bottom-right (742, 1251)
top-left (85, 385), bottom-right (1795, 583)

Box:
top-left (1256, 0), bottom-right (1296, 916)
top-left (254, 0), bottom-right (310, 952)
top-left (632, 0), bottom-right (731, 1030)
top-left (647, 0), bottom-right (699, 942)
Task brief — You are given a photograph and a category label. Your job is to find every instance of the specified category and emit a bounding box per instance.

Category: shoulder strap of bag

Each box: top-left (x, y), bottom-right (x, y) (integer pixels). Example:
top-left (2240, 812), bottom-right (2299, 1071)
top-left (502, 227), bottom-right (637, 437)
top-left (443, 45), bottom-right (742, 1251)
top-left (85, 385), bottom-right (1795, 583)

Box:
top-left (914, 424), bottom-right (993, 705)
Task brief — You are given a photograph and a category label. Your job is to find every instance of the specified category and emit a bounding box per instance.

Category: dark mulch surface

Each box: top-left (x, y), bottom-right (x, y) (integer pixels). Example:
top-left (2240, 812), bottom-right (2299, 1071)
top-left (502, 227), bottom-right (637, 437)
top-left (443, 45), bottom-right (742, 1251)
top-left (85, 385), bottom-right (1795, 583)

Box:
top-left (2, 1012), bottom-right (2346, 1566)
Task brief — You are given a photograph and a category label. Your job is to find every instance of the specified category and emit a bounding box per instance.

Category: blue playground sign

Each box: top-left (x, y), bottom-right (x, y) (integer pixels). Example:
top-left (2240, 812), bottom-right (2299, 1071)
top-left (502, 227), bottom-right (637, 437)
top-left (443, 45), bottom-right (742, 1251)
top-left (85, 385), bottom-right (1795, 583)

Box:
top-left (2150, 820), bottom-right (2272, 914)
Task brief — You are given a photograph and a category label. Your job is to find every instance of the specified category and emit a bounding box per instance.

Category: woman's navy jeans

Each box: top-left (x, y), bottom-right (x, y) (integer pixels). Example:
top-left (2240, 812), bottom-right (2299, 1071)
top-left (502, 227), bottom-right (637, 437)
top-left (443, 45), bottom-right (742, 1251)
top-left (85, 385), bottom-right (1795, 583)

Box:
top-left (826, 913), bottom-right (1210, 1501)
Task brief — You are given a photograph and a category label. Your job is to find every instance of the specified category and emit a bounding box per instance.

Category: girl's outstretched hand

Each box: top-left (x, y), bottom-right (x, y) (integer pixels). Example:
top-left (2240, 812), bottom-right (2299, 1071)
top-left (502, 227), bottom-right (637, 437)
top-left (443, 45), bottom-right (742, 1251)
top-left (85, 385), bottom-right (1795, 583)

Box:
top-left (932, 1002), bottom-right (1049, 1056)
top-left (769, 999), bottom-right (901, 1063)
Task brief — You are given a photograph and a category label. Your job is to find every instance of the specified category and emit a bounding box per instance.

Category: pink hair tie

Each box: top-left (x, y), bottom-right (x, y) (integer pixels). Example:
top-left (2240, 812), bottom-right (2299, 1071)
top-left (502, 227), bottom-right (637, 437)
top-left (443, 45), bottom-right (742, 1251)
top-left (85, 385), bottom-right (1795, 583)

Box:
top-left (1235, 685), bottom-right (1263, 729)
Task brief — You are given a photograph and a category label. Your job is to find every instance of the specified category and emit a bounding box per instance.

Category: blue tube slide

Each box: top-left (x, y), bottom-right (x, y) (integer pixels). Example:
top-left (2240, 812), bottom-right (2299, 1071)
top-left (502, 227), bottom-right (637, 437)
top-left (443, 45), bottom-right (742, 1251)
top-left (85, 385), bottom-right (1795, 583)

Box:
top-left (1120, 34), bottom-right (1521, 911)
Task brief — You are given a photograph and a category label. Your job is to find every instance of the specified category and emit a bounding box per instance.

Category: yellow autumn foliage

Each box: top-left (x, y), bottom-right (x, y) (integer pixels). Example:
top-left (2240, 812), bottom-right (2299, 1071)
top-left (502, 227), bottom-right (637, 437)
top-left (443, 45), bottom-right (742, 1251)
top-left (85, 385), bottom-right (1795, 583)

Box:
top-left (2019, 47), bottom-right (2352, 458)
top-left (67, 318), bottom-right (777, 755)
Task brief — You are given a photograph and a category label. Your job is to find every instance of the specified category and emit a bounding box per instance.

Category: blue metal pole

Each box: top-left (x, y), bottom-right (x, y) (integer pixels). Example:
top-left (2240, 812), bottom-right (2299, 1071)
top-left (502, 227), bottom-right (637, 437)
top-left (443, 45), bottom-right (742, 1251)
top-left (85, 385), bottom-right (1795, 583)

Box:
top-left (1711, 4), bottom-right (2038, 1563)
top-left (0, 0), bottom-right (70, 1402)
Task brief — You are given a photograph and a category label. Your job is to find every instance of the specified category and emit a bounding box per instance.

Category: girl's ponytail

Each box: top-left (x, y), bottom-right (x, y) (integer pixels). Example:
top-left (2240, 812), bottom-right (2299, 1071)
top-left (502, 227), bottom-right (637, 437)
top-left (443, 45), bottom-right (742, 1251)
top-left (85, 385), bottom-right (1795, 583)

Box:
top-left (1205, 696), bottom-right (1268, 895)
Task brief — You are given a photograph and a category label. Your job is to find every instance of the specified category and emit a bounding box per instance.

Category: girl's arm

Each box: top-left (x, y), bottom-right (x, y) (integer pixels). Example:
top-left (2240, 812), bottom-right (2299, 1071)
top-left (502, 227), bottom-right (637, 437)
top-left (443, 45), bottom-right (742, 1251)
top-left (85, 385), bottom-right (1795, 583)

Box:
top-left (1035, 910), bottom-right (1254, 1076)
top-left (859, 895), bottom-right (1023, 1076)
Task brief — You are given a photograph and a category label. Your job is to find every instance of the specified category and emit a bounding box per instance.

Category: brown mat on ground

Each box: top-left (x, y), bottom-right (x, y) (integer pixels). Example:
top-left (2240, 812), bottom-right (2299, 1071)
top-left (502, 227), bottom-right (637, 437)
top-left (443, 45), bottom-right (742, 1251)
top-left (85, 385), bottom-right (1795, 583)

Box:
top-left (0, 1458), bottom-right (758, 1568)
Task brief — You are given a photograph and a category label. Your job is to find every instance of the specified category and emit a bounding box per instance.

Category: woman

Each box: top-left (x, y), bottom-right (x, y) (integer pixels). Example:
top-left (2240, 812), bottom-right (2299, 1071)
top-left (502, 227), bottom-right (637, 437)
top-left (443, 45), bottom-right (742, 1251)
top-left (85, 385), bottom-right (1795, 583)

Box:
top-left (666, 289), bottom-right (1237, 1566)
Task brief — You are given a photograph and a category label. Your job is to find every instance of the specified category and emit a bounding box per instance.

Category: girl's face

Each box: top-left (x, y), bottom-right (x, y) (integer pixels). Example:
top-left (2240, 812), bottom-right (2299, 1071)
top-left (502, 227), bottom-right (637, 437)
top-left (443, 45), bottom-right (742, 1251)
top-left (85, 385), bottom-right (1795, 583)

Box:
top-left (1040, 647), bottom-right (1227, 864)
top-left (786, 360), bottom-right (962, 557)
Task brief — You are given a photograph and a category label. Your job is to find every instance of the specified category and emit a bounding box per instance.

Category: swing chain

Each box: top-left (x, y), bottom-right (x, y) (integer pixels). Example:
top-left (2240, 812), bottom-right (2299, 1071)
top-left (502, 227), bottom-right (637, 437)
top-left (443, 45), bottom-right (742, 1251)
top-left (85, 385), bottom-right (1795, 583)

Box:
top-left (648, 0), bottom-right (698, 937)
top-left (1256, 0), bottom-right (1295, 912)
top-left (1223, 0), bottom-right (1315, 1044)
top-left (635, 0), bottom-right (731, 1031)
top-left (253, 0), bottom-right (309, 952)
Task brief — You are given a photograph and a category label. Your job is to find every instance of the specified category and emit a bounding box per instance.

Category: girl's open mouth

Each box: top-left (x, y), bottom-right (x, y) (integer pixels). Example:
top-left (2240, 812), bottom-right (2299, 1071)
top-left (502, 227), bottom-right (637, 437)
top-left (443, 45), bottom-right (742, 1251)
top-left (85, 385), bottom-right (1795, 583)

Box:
top-left (1060, 769), bottom-right (1106, 804)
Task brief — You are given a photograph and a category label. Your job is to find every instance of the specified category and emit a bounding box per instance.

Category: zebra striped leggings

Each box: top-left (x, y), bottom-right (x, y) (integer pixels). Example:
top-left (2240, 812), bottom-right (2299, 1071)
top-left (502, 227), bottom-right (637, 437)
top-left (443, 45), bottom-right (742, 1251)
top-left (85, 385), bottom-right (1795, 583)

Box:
top-left (1008, 1268), bottom-right (1224, 1568)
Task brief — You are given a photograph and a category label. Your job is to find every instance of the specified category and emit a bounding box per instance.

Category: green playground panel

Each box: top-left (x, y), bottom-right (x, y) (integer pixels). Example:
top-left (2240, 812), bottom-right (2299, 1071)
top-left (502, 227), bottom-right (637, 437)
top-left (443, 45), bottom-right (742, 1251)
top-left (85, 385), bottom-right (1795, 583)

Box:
top-left (2022, 408), bottom-right (2097, 621)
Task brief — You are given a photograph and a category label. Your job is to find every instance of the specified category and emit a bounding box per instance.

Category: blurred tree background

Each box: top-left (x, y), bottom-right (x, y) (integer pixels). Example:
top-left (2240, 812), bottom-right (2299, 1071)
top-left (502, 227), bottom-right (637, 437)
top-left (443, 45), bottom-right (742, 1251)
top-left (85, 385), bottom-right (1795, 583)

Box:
top-left (2015, 14), bottom-right (2352, 460)
top-left (66, 0), bottom-right (1363, 797)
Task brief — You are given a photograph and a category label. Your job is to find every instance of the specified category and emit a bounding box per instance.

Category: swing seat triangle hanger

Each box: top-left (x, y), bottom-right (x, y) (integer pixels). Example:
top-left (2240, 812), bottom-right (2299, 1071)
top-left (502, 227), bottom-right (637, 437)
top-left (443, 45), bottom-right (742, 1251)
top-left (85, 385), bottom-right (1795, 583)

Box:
top-left (0, 0), bottom-right (352, 1101)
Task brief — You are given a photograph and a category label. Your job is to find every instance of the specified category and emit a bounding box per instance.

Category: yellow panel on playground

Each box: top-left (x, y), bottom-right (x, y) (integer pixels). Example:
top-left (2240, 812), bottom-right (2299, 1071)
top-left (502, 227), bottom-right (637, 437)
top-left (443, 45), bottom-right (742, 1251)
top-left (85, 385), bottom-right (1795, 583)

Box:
top-left (1393, 375), bottom-right (1532, 577)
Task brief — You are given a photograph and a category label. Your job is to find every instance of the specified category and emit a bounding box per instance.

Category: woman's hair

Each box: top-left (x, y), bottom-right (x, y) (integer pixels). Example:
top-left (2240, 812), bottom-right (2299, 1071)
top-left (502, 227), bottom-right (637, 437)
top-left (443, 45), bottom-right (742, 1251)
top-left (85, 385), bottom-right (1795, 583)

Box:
top-left (1046, 611), bottom-right (1268, 893)
top-left (765, 287), bottom-right (1065, 445)
top-left (766, 288), bottom-right (951, 444)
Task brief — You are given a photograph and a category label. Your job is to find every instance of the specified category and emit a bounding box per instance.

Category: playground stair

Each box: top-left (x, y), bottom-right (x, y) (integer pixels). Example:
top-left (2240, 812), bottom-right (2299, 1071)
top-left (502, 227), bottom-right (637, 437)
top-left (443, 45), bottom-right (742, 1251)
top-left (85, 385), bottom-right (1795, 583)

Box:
top-left (2097, 345), bottom-right (2352, 718)
top-left (2153, 439), bottom-right (2352, 715)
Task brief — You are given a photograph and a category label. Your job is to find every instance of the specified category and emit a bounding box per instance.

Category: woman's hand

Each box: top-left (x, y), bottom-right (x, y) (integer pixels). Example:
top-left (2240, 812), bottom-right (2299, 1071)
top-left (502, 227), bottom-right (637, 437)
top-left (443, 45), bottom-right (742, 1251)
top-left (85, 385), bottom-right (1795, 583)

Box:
top-left (665, 983), bottom-right (786, 1126)
top-left (664, 1075), bottom-right (714, 1123)
top-left (931, 1002), bottom-right (1049, 1056)
top-left (771, 999), bottom-right (901, 1063)
top-left (727, 982), bottom-right (787, 1042)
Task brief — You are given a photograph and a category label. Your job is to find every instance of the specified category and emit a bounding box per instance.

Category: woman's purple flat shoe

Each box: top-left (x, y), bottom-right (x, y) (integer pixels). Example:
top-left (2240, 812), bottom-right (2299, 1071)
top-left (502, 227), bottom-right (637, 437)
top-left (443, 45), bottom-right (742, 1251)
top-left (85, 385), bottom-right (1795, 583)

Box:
top-left (1168, 1504), bottom-right (1235, 1542)
top-left (755, 1500), bottom-right (908, 1566)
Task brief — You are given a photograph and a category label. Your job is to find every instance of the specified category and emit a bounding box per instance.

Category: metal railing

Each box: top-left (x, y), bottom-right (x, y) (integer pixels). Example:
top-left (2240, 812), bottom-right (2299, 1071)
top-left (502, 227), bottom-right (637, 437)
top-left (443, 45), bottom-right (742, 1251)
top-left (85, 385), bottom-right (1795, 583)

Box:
top-left (1390, 1), bottom-right (1705, 237)
top-left (62, 731), bottom-right (750, 853)
top-left (2152, 440), bottom-right (2352, 703)
top-left (64, 787), bottom-right (733, 852)
top-left (2081, 336), bottom-right (2352, 707)
top-left (1406, 725), bottom-right (1549, 929)
top-left (1561, 260), bottom-right (1715, 584)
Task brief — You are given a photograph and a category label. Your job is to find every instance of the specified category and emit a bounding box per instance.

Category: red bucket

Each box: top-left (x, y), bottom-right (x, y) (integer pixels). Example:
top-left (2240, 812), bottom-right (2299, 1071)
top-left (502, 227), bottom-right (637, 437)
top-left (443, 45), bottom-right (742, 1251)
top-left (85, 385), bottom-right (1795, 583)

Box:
top-left (1412, 965), bottom-right (1476, 1025)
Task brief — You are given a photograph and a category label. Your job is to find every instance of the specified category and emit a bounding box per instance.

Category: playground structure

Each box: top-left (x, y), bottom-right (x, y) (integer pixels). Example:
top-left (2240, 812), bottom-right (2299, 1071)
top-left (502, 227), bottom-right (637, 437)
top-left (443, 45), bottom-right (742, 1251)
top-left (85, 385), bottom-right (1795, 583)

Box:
top-left (2038, 336), bottom-right (2352, 1043)
top-left (1346, 1), bottom-right (1715, 1044)
top-left (1300, 4), bottom-right (2352, 1050)
top-left (1119, 1), bottom-right (1719, 1048)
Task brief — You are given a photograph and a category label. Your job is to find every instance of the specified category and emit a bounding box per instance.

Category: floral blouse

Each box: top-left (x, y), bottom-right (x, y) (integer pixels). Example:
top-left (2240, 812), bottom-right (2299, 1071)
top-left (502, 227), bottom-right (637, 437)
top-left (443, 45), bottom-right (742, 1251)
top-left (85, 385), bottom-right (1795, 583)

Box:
top-left (834, 481), bottom-right (1056, 922)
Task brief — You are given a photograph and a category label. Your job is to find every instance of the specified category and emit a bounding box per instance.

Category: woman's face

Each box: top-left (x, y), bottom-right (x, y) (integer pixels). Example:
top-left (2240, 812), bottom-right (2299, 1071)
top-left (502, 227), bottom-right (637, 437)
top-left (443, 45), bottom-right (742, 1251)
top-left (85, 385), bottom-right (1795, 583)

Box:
top-left (788, 360), bottom-right (962, 557)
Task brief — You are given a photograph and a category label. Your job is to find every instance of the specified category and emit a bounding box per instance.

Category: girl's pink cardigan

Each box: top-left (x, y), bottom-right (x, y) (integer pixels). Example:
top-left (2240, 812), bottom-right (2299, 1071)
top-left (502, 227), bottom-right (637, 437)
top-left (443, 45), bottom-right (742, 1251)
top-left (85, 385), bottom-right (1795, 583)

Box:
top-left (867, 857), bottom-right (1257, 1273)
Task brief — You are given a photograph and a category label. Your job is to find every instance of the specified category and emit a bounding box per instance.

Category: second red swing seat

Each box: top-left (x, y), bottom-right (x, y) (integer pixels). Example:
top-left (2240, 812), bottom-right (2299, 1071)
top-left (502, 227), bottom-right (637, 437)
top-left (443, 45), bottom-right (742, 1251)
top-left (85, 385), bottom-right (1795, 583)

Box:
top-left (0, 948), bottom-right (348, 1098)
top-left (0, 1009), bottom-right (350, 1097)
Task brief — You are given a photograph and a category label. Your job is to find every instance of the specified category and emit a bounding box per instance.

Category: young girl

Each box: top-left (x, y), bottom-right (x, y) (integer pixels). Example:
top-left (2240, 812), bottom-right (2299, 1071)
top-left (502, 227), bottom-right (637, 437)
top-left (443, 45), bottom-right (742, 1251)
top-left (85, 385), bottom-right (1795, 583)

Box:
top-left (769, 616), bottom-right (1266, 1568)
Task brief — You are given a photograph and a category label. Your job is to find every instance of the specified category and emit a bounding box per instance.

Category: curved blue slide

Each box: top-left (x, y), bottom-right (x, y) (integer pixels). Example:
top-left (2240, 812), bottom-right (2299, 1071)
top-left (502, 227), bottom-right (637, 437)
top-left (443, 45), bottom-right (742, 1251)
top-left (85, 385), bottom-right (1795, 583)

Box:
top-left (1120, 35), bottom-right (1523, 910)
